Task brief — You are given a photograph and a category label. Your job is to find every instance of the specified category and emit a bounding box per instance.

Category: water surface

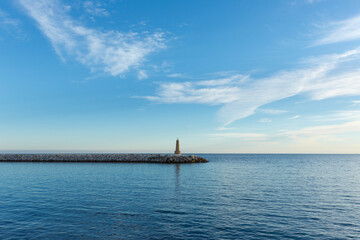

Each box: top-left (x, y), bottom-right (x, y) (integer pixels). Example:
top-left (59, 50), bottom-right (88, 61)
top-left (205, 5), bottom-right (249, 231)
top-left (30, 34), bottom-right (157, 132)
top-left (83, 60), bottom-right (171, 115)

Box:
top-left (1, 154), bottom-right (360, 239)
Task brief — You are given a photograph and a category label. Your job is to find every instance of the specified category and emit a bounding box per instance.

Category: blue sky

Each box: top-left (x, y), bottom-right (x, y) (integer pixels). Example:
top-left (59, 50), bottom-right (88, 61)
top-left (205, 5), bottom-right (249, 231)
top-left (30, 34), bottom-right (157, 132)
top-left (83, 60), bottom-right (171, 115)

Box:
top-left (2, 0), bottom-right (360, 153)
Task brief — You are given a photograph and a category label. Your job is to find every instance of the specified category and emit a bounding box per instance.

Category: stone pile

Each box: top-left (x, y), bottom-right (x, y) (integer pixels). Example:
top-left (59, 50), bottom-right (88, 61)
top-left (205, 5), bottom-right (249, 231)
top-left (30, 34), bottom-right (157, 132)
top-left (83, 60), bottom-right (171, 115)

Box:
top-left (0, 154), bottom-right (208, 163)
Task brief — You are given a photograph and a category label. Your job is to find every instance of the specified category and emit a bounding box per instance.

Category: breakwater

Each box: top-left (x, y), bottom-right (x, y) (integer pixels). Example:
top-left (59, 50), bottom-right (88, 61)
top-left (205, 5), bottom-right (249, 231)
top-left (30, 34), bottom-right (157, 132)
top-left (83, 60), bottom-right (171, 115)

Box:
top-left (0, 154), bottom-right (208, 163)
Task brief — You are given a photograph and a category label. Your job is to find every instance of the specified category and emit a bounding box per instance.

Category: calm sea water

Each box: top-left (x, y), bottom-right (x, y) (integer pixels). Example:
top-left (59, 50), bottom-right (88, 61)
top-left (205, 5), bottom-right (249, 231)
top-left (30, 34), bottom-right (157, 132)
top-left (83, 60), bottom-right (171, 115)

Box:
top-left (1, 154), bottom-right (360, 239)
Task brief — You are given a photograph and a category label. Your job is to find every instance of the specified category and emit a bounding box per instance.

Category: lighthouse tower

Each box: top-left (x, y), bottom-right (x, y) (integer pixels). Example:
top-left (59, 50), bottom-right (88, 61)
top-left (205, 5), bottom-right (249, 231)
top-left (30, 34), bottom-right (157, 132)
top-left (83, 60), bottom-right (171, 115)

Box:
top-left (174, 139), bottom-right (181, 155)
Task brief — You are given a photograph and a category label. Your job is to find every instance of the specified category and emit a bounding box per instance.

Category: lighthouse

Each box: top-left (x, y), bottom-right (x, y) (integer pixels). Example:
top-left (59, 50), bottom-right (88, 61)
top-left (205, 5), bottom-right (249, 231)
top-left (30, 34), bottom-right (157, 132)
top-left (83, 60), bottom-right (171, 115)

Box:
top-left (174, 139), bottom-right (181, 155)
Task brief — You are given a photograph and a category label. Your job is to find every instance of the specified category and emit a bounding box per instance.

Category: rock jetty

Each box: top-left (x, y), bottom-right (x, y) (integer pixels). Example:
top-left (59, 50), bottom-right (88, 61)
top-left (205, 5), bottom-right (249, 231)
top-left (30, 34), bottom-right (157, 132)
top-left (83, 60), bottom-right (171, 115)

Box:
top-left (0, 154), bottom-right (208, 164)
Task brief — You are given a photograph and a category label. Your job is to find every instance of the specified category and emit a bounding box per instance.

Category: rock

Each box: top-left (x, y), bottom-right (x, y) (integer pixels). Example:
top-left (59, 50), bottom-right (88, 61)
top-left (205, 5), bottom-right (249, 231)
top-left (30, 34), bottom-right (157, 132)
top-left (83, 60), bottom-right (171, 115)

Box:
top-left (0, 154), bottom-right (208, 163)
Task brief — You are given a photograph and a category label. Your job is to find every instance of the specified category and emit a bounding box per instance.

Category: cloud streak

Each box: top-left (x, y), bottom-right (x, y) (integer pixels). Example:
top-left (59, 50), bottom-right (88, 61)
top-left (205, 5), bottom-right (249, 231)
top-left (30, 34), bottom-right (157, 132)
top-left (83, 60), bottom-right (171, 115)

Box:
top-left (18, 0), bottom-right (166, 77)
top-left (83, 1), bottom-right (110, 17)
top-left (0, 8), bottom-right (25, 38)
top-left (0, 9), bottom-right (20, 27)
top-left (258, 108), bottom-right (288, 115)
top-left (288, 115), bottom-right (300, 120)
top-left (284, 120), bottom-right (360, 137)
top-left (211, 132), bottom-right (267, 141)
top-left (314, 14), bottom-right (360, 45)
top-left (313, 110), bottom-right (360, 122)
top-left (144, 74), bottom-right (248, 105)
top-left (144, 49), bottom-right (360, 125)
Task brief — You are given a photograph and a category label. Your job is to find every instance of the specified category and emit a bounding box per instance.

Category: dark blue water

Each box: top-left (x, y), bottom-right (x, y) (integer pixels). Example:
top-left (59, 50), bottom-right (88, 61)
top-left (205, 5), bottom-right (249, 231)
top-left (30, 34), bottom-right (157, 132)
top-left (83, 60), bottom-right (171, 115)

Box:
top-left (1, 154), bottom-right (360, 239)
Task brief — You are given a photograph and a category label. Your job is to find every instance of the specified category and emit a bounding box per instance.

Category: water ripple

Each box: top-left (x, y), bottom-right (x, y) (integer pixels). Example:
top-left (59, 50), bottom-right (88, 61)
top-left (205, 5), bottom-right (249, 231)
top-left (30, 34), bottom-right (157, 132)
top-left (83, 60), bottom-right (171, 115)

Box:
top-left (1, 154), bottom-right (360, 239)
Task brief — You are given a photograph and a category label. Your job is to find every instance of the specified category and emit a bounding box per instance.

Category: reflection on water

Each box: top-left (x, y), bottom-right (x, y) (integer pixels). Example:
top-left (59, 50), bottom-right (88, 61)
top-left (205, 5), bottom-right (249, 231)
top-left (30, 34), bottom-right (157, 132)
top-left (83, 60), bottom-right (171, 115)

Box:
top-left (1, 154), bottom-right (360, 239)
top-left (175, 163), bottom-right (180, 190)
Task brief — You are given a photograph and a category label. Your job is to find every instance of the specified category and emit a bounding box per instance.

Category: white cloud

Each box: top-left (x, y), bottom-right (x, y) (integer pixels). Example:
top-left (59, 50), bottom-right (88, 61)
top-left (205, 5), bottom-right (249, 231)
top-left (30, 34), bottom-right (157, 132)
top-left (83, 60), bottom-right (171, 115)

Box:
top-left (259, 118), bottom-right (272, 123)
top-left (216, 126), bottom-right (236, 131)
top-left (0, 9), bottom-right (24, 38)
top-left (83, 1), bottom-right (110, 17)
top-left (284, 120), bottom-right (360, 137)
top-left (167, 73), bottom-right (184, 78)
top-left (137, 70), bottom-right (148, 80)
top-left (289, 115), bottom-right (300, 120)
top-left (143, 74), bottom-right (248, 104)
top-left (18, 0), bottom-right (166, 77)
top-left (277, 120), bottom-right (360, 153)
top-left (211, 132), bottom-right (267, 141)
top-left (0, 9), bottom-right (19, 27)
top-left (314, 14), bottom-right (360, 45)
top-left (258, 108), bottom-right (288, 115)
top-left (144, 49), bottom-right (360, 125)
top-left (314, 110), bottom-right (360, 122)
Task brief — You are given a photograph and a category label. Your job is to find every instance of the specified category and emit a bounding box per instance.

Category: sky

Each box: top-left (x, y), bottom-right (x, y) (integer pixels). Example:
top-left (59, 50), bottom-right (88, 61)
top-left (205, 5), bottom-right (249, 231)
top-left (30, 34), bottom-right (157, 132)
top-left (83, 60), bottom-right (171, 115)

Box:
top-left (2, 0), bottom-right (360, 153)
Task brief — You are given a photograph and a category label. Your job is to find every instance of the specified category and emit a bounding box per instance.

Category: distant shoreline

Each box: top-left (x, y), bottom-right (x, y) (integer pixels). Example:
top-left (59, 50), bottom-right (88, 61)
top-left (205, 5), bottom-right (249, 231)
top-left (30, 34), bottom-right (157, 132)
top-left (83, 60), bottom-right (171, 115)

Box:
top-left (0, 154), bottom-right (208, 164)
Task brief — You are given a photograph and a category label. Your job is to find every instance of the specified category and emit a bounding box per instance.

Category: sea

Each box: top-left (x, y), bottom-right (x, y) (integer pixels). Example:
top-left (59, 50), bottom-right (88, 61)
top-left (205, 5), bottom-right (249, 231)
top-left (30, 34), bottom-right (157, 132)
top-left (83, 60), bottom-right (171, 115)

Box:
top-left (0, 154), bottom-right (359, 239)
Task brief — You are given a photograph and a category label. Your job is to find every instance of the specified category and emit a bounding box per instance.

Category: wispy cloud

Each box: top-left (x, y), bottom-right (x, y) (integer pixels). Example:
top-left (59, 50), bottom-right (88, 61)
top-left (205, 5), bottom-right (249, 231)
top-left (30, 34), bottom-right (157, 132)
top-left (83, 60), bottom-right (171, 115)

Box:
top-left (137, 70), bottom-right (148, 80)
top-left (284, 120), bottom-right (360, 137)
top-left (259, 118), bottom-right (272, 123)
top-left (211, 132), bottom-right (267, 141)
top-left (0, 9), bottom-right (25, 39)
top-left (314, 14), bottom-right (360, 45)
top-left (144, 49), bottom-right (360, 125)
top-left (83, 1), bottom-right (110, 17)
top-left (143, 74), bottom-right (248, 104)
top-left (314, 110), bottom-right (360, 122)
top-left (258, 108), bottom-right (288, 115)
top-left (167, 73), bottom-right (185, 78)
top-left (288, 115), bottom-right (300, 120)
top-left (0, 9), bottom-right (19, 27)
top-left (216, 126), bottom-right (236, 131)
top-left (18, 0), bottom-right (166, 77)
